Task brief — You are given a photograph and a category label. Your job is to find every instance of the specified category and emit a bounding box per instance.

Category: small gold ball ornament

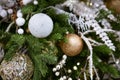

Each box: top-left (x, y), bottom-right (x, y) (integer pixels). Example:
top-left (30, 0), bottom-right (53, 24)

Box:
top-left (60, 34), bottom-right (83, 56)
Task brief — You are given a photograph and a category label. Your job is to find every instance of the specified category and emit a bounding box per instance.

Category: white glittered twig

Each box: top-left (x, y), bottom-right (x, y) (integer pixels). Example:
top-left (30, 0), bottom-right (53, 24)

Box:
top-left (93, 65), bottom-right (100, 80)
top-left (84, 72), bottom-right (87, 80)
top-left (80, 32), bottom-right (93, 80)
top-left (88, 38), bottom-right (103, 46)
top-left (111, 53), bottom-right (120, 70)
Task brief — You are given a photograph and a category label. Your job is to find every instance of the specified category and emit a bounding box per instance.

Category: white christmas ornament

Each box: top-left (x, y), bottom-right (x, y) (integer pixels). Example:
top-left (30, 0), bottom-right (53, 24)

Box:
top-left (28, 13), bottom-right (53, 38)
top-left (16, 17), bottom-right (25, 26)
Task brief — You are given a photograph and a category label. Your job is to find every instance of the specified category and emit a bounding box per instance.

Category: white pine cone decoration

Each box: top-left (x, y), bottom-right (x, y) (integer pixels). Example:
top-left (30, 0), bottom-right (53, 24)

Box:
top-left (0, 53), bottom-right (34, 80)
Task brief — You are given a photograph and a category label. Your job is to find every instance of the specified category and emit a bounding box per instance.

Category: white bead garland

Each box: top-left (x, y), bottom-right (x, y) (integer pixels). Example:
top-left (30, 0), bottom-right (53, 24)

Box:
top-left (61, 60), bottom-right (66, 64)
top-left (56, 65), bottom-right (61, 70)
top-left (53, 55), bottom-right (67, 71)
top-left (15, 9), bottom-right (26, 35)
top-left (52, 54), bottom-right (82, 79)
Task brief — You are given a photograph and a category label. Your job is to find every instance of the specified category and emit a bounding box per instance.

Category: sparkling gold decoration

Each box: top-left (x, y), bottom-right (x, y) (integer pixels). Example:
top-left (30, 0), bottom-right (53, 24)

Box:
top-left (0, 53), bottom-right (34, 80)
top-left (60, 34), bottom-right (83, 56)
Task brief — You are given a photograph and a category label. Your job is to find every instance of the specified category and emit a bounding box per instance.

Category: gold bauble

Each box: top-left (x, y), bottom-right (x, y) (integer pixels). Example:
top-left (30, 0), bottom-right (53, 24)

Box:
top-left (60, 34), bottom-right (83, 56)
top-left (105, 0), bottom-right (120, 14)
top-left (0, 53), bottom-right (34, 80)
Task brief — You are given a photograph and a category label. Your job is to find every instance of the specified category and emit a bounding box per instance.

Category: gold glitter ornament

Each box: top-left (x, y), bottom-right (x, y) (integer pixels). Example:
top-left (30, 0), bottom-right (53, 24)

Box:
top-left (0, 53), bottom-right (34, 80)
top-left (60, 34), bottom-right (83, 56)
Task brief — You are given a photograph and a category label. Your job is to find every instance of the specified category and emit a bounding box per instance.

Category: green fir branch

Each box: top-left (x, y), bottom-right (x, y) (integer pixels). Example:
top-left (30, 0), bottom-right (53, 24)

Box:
top-left (21, 4), bottom-right (37, 14)
top-left (98, 63), bottom-right (120, 78)
top-left (26, 35), bottom-right (59, 79)
top-left (32, 69), bottom-right (42, 80)
top-left (0, 31), bottom-right (11, 44)
top-left (4, 34), bottom-right (26, 61)
top-left (40, 53), bottom-right (57, 64)
top-left (93, 45), bottom-right (112, 54)
top-left (28, 51), bottom-right (49, 78)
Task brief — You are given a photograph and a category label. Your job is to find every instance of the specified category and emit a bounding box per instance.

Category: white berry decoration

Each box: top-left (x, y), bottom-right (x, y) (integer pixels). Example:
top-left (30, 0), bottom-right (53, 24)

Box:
top-left (7, 9), bottom-right (13, 14)
top-left (28, 13), bottom-right (53, 38)
top-left (55, 72), bottom-right (60, 76)
top-left (68, 77), bottom-right (72, 80)
top-left (77, 62), bottom-right (80, 66)
top-left (17, 28), bottom-right (24, 34)
top-left (68, 69), bottom-right (72, 73)
top-left (73, 66), bottom-right (78, 70)
top-left (0, 9), bottom-right (7, 18)
top-left (63, 55), bottom-right (67, 60)
top-left (33, 0), bottom-right (38, 5)
top-left (22, 0), bottom-right (32, 5)
top-left (16, 17), bottom-right (25, 26)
